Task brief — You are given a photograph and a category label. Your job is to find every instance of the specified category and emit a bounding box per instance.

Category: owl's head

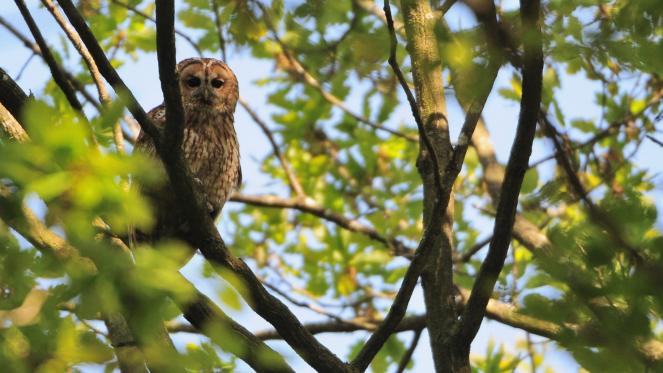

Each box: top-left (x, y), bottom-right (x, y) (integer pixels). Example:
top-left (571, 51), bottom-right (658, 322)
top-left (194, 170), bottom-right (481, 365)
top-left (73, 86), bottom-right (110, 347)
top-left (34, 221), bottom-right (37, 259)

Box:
top-left (177, 58), bottom-right (239, 113)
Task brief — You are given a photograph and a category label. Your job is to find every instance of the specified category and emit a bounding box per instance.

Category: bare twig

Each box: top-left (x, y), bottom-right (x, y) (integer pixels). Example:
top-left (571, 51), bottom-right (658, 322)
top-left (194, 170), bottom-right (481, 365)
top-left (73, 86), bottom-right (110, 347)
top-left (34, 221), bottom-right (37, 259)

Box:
top-left (238, 99), bottom-right (306, 197)
top-left (209, 0), bottom-right (227, 61)
top-left (647, 134), bottom-right (663, 148)
top-left (457, 234), bottom-right (492, 263)
top-left (396, 328), bottom-right (423, 373)
top-left (109, 0), bottom-right (202, 56)
top-left (14, 52), bottom-right (36, 80)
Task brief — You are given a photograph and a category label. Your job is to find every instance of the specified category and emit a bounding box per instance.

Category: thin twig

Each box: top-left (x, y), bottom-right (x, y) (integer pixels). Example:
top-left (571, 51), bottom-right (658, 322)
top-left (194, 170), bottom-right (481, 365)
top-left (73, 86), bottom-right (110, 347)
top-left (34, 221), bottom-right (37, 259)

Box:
top-left (238, 99), bottom-right (306, 197)
top-left (109, 0), bottom-right (202, 56)
top-left (261, 279), bottom-right (375, 330)
top-left (252, 0), bottom-right (417, 142)
top-left (395, 328), bottom-right (423, 373)
top-left (209, 0), bottom-right (227, 61)
top-left (41, 0), bottom-right (110, 103)
top-left (15, 52), bottom-right (36, 81)
top-left (457, 234), bottom-right (492, 262)
top-left (230, 193), bottom-right (412, 256)
top-left (539, 113), bottom-right (643, 262)
top-left (646, 134), bottom-right (663, 148)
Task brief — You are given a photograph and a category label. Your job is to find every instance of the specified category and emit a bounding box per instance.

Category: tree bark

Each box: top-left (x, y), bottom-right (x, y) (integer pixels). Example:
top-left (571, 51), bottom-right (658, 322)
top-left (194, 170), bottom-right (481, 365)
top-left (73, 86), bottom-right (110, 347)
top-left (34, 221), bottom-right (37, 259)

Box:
top-left (399, 0), bottom-right (456, 371)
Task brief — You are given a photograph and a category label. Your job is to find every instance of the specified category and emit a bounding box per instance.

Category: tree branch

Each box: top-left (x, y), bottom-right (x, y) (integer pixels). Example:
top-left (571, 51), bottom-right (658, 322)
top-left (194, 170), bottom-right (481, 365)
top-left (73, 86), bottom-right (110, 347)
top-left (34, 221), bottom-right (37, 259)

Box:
top-left (56, 0), bottom-right (160, 141)
top-left (0, 66), bottom-right (30, 121)
top-left (352, 1), bottom-right (499, 369)
top-left (252, 0), bottom-right (417, 143)
top-left (174, 274), bottom-right (294, 373)
top-left (230, 193), bottom-right (412, 256)
top-left (458, 0), bottom-right (543, 348)
top-left (238, 99), bottom-right (306, 197)
top-left (39, 0), bottom-right (127, 153)
top-left (0, 102), bottom-right (29, 142)
top-left (109, 0), bottom-right (202, 57)
top-left (540, 112), bottom-right (645, 261)
top-left (14, 0), bottom-right (85, 115)
top-left (54, 1), bottom-right (351, 370)
top-left (396, 328), bottom-right (423, 373)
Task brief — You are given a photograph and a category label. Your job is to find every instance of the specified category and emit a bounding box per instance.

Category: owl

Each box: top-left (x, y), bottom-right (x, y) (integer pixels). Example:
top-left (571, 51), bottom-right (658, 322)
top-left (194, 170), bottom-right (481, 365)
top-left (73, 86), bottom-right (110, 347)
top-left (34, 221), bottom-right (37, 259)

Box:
top-left (134, 58), bottom-right (241, 243)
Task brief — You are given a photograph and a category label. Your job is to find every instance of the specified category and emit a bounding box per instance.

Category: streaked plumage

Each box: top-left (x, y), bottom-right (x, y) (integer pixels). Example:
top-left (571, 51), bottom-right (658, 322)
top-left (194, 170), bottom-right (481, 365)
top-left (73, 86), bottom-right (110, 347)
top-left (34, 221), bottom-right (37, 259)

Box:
top-left (135, 58), bottom-right (241, 242)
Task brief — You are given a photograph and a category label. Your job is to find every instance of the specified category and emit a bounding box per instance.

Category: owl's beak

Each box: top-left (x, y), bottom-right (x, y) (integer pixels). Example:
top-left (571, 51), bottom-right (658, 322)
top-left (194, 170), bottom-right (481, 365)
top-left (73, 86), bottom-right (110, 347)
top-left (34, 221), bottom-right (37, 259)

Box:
top-left (202, 87), bottom-right (212, 104)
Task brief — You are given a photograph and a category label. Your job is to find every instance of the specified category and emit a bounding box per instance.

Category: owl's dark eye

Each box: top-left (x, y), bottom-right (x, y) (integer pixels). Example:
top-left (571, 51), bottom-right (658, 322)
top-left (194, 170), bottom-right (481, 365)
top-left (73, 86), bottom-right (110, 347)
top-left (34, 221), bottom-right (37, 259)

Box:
top-left (186, 76), bottom-right (201, 87)
top-left (211, 79), bottom-right (224, 89)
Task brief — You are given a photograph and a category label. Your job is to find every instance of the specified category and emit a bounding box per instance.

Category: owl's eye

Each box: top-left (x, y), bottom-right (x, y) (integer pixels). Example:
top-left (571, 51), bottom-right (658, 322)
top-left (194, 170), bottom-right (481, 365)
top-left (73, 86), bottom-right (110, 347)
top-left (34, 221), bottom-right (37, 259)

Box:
top-left (211, 79), bottom-right (225, 89)
top-left (186, 77), bottom-right (201, 87)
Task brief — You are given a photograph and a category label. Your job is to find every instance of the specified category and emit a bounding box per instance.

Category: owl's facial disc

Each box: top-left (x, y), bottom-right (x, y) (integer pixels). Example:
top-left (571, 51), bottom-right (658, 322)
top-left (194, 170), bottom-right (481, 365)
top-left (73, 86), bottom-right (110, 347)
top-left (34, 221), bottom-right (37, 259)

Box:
top-left (177, 58), bottom-right (239, 112)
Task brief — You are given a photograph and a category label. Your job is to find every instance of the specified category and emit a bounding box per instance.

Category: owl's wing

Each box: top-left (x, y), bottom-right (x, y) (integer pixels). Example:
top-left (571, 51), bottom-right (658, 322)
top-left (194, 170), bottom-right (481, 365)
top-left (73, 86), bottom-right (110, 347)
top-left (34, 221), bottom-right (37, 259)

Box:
top-left (135, 104), bottom-right (166, 157)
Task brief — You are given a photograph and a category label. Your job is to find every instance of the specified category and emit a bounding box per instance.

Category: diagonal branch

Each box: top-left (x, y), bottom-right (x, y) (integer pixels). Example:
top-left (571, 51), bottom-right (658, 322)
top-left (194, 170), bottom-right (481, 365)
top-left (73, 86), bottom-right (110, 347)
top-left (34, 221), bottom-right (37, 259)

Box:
top-left (0, 101), bottom-right (29, 142)
top-left (55, 0), bottom-right (351, 370)
top-left (395, 328), bottom-right (423, 373)
top-left (0, 66), bottom-right (30, 121)
top-left (457, 0), bottom-right (543, 348)
top-left (56, 0), bottom-right (160, 141)
top-left (539, 112), bottom-right (644, 261)
top-left (175, 274), bottom-right (294, 373)
top-left (14, 0), bottom-right (89, 124)
top-left (39, 0), bottom-right (128, 153)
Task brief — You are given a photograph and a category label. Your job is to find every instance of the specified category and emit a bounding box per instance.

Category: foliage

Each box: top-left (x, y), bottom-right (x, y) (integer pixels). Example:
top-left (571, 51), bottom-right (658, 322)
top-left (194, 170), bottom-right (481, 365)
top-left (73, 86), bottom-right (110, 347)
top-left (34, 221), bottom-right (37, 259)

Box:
top-left (0, 0), bottom-right (662, 372)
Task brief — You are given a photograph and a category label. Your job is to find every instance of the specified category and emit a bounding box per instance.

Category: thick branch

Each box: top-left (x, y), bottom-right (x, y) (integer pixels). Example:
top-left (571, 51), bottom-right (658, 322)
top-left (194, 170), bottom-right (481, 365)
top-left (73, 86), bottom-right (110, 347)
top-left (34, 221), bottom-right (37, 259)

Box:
top-left (458, 0), bottom-right (543, 348)
top-left (175, 275), bottom-right (294, 373)
top-left (54, 1), bottom-right (351, 370)
top-left (0, 66), bottom-right (30, 120)
top-left (0, 102), bottom-right (29, 142)
top-left (352, 1), bottom-right (458, 369)
top-left (155, 0), bottom-right (184, 153)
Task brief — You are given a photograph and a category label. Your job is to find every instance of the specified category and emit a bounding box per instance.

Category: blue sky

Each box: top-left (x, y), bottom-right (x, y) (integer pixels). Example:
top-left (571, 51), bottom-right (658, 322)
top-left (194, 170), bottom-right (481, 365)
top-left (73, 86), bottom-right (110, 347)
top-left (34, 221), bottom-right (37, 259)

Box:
top-left (2, 1), bottom-right (661, 372)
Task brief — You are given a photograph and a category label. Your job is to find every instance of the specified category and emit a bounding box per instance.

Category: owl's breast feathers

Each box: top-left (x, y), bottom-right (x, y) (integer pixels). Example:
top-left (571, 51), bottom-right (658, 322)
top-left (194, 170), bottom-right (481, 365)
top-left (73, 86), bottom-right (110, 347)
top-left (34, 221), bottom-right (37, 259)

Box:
top-left (136, 103), bottom-right (241, 221)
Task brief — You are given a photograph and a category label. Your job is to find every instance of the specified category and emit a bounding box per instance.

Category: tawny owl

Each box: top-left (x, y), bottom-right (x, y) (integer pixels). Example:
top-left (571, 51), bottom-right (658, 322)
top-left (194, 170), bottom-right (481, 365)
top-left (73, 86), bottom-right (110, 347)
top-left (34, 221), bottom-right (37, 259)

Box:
top-left (134, 57), bottom-right (241, 242)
